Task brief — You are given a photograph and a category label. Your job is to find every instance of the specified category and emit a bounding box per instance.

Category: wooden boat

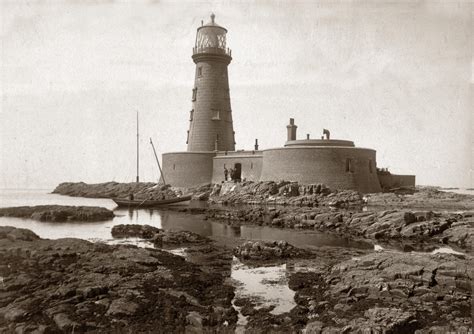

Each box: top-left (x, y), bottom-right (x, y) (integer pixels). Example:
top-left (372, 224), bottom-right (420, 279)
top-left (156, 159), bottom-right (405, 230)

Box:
top-left (112, 194), bottom-right (192, 208)
top-left (114, 112), bottom-right (185, 208)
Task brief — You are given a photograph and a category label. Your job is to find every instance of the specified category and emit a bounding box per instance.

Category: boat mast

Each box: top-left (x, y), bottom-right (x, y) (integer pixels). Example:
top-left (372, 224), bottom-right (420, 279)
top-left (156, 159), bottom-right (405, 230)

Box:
top-left (136, 111), bottom-right (139, 183)
top-left (150, 138), bottom-right (166, 185)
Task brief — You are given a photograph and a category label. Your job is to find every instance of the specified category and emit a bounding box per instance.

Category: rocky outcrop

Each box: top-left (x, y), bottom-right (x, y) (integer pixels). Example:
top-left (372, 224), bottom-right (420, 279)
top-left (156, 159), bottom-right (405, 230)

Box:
top-left (52, 182), bottom-right (186, 200)
top-left (366, 187), bottom-right (474, 210)
top-left (209, 181), bottom-right (363, 207)
top-left (111, 224), bottom-right (162, 239)
top-left (207, 207), bottom-right (474, 251)
top-left (0, 226), bottom-right (236, 333)
top-left (293, 251), bottom-right (472, 333)
top-left (234, 240), bottom-right (310, 261)
top-left (0, 205), bottom-right (114, 222)
top-left (111, 224), bottom-right (209, 247)
top-left (0, 226), bottom-right (40, 241)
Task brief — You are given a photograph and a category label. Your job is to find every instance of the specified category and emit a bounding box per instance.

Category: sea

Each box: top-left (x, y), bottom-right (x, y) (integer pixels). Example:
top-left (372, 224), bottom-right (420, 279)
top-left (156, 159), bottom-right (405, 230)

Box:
top-left (0, 188), bottom-right (372, 249)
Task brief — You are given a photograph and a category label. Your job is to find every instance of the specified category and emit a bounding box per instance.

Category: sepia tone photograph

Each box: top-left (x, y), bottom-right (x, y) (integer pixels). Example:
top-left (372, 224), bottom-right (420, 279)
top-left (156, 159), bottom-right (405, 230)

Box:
top-left (1, 0), bottom-right (473, 333)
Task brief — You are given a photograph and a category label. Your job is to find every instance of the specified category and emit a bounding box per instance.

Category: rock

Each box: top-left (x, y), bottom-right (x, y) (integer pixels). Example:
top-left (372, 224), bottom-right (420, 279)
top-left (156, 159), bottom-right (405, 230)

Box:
top-left (186, 311), bottom-right (203, 327)
top-left (440, 224), bottom-right (473, 249)
top-left (352, 307), bottom-right (418, 333)
top-left (111, 246), bottom-right (161, 265)
top-left (367, 187), bottom-right (474, 211)
top-left (53, 313), bottom-right (80, 331)
top-left (2, 307), bottom-right (28, 322)
top-left (111, 224), bottom-right (209, 246)
top-left (0, 227), bottom-right (237, 333)
top-left (234, 240), bottom-right (310, 261)
top-left (161, 230), bottom-right (209, 244)
top-left (106, 298), bottom-right (139, 316)
top-left (0, 205), bottom-right (114, 222)
top-left (111, 224), bottom-right (162, 239)
top-left (303, 320), bottom-right (324, 334)
top-left (0, 226), bottom-right (39, 241)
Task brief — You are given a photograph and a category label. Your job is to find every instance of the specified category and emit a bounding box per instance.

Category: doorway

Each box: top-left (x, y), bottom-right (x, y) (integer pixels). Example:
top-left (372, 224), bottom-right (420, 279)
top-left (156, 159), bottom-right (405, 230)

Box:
top-left (234, 163), bottom-right (242, 181)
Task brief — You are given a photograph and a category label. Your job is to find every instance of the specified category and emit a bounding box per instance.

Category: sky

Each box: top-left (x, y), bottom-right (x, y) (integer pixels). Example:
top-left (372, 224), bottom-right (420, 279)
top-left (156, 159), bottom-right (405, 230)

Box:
top-left (1, 0), bottom-right (473, 189)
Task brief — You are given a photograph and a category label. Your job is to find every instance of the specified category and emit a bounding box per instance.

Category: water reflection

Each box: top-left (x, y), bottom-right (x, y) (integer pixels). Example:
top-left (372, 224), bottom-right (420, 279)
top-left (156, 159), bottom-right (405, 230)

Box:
top-left (240, 225), bottom-right (373, 250)
top-left (0, 206), bottom-right (373, 250)
top-left (0, 189), bottom-right (373, 250)
top-left (231, 257), bottom-right (296, 315)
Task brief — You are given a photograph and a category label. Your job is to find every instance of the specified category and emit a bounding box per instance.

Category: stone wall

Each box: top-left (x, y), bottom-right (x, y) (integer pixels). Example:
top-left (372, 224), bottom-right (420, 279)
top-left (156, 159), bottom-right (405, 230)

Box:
top-left (212, 153), bottom-right (263, 183)
top-left (378, 173), bottom-right (416, 190)
top-left (260, 147), bottom-right (382, 193)
top-left (162, 152), bottom-right (215, 188)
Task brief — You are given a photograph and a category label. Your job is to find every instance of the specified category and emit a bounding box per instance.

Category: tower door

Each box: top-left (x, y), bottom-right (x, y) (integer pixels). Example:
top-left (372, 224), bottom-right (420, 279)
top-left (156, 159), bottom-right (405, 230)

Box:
top-left (234, 163), bottom-right (242, 181)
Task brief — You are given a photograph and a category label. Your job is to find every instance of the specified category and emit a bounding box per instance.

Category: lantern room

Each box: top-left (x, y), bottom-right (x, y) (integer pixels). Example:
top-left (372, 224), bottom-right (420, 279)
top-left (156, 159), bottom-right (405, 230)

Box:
top-left (193, 13), bottom-right (231, 56)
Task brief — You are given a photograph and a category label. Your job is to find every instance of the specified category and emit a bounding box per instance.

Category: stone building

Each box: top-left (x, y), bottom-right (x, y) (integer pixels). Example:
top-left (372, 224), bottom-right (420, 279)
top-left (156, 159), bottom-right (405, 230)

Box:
top-left (162, 15), bottom-right (415, 193)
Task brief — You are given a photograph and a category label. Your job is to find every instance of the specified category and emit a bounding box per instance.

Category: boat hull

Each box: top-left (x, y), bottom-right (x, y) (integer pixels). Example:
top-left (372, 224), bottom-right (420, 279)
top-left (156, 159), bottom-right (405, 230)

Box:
top-left (112, 195), bottom-right (192, 208)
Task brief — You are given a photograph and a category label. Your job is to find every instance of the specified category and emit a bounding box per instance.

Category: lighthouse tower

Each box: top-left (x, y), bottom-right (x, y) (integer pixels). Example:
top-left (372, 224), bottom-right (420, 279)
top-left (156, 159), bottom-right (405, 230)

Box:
top-left (187, 14), bottom-right (235, 152)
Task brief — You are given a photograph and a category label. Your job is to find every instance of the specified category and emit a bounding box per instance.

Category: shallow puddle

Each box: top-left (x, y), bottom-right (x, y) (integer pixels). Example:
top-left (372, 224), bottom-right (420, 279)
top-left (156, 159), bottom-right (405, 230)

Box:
top-left (231, 256), bottom-right (296, 315)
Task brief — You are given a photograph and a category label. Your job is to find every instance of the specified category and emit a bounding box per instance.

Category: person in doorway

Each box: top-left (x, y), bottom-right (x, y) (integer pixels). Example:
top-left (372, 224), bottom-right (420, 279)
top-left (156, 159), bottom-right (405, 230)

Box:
top-left (224, 167), bottom-right (228, 181)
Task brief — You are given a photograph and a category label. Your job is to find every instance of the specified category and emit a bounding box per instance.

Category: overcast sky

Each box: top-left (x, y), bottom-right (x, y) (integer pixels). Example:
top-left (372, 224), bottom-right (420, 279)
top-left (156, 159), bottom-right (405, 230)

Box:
top-left (1, 0), bottom-right (473, 189)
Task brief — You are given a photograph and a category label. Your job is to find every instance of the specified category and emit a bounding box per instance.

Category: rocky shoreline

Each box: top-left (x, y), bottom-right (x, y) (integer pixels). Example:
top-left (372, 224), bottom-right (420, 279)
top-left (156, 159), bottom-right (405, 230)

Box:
top-left (5, 181), bottom-right (470, 332)
top-left (0, 205), bottom-right (114, 222)
top-left (205, 206), bottom-right (474, 252)
top-left (52, 181), bottom-right (474, 211)
top-left (52, 182), bottom-right (188, 200)
top-left (0, 226), bottom-right (236, 333)
top-left (1, 226), bottom-right (471, 333)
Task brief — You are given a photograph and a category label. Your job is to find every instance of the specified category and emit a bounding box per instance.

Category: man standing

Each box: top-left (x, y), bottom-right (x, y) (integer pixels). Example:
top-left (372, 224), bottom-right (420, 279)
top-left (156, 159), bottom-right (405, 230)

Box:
top-left (224, 167), bottom-right (228, 181)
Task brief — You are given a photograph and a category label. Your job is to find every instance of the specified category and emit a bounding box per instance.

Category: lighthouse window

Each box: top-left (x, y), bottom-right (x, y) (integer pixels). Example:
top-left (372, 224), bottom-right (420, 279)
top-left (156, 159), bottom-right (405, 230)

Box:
top-left (186, 130), bottom-right (189, 144)
top-left (197, 67), bottom-right (203, 77)
top-left (217, 34), bottom-right (226, 49)
top-left (346, 158), bottom-right (354, 173)
top-left (189, 109), bottom-right (194, 121)
top-left (192, 88), bottom-right (197, 101)
top-left (212, 110), bottom-right (220, 120)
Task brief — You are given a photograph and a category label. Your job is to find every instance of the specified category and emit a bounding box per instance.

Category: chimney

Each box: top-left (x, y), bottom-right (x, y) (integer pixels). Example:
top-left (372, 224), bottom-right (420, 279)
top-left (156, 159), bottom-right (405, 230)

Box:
top-left (286, 118), bottom-right (297, 141)
top-left (254, 139), bottom-right (259, 150)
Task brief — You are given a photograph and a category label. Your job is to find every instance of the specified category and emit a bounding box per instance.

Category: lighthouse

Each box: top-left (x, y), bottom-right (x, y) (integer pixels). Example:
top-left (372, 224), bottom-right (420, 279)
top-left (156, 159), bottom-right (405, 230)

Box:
top-left (186, 13), bottom-right (235, 152)
top-left (162, 14), bottom-right (408, 191)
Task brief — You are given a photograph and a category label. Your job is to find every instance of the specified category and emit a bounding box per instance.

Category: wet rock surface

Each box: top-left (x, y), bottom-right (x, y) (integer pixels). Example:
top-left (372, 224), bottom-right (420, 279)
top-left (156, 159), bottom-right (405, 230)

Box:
top-left (207, 207), bottom-right (474, 251)
top-left (52, 182), bottom-right (187, 200)
top-left (0, 224), bottom-right (471, 333)
top-left (234, 240), bottom-right (311, 262)
top-left (0, 205), bottom-right (114, 222)
top-left (366, 186), bottom-right (474, 210)
top-left (292, 251), bottom-right (472, 333)
top-left (0, 226), bottom-right (236, 333)
top-left (209, 181), bottom-right (363, 207)
top-left (111, 224), bottom-right (210, 247)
